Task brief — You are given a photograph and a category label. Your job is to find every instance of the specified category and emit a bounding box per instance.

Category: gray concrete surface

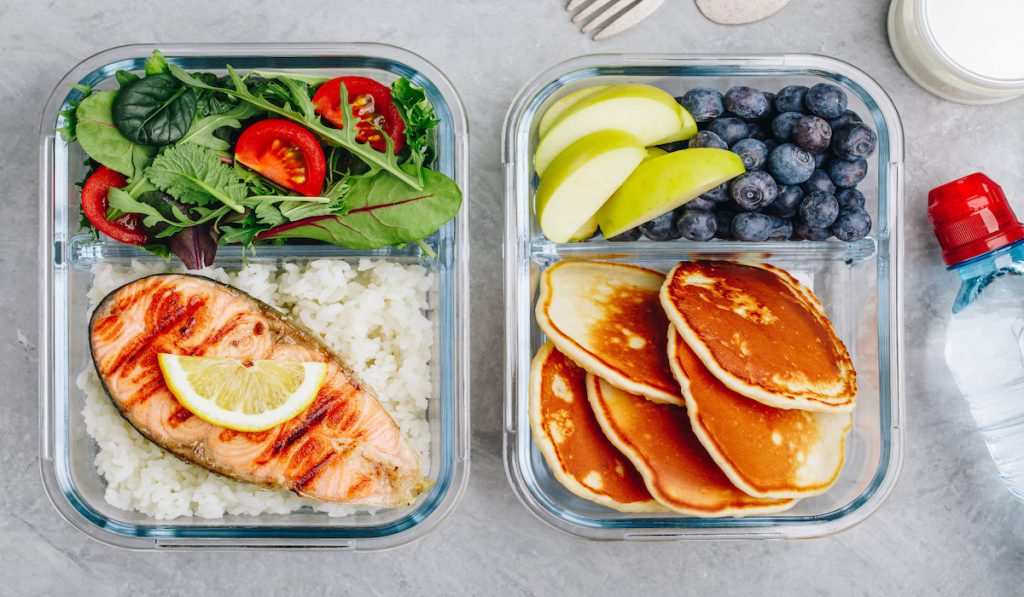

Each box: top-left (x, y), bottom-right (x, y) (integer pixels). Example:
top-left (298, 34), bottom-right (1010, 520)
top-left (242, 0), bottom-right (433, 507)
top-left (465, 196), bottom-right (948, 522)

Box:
top-left (3, 0), bottom-right (1024, 594)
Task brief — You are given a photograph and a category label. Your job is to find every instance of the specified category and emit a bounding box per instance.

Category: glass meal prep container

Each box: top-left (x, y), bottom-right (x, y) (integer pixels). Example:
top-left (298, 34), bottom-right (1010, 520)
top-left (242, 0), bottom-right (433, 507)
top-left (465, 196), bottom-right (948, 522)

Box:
top-left (502, 54), bottom-right (905, 540)
top-left (39, 43), bottom-right (469, 550)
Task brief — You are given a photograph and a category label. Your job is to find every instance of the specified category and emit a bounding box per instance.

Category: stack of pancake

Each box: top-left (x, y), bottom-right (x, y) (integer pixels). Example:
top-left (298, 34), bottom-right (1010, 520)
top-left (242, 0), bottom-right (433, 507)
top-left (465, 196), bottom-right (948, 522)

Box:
top-left (530, 260), bottom-right (856, 516)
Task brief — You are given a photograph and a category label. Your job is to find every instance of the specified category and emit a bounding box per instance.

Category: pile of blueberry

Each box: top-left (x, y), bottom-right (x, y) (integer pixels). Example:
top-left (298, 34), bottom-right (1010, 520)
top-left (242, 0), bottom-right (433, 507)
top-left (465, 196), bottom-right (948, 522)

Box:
top-left (618, 83), bottom-right (876, 243)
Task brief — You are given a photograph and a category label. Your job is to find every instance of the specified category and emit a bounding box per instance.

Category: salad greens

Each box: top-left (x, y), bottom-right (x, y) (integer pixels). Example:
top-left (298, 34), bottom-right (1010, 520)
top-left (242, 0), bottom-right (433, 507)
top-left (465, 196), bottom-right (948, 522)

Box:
top-left (64, 49), bottom-right (458, 268)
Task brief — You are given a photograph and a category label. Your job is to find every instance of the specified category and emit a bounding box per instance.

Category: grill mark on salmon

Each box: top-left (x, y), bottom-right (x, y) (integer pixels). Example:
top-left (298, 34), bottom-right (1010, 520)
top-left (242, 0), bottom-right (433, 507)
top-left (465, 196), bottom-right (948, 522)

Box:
top-left (88, 273), bottom-right (428, 508)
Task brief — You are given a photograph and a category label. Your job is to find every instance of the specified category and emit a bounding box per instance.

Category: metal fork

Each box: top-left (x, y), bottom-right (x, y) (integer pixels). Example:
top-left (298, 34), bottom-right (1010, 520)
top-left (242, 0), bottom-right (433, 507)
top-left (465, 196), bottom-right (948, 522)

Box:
top-left (566, 0), bottom-right (667, 41)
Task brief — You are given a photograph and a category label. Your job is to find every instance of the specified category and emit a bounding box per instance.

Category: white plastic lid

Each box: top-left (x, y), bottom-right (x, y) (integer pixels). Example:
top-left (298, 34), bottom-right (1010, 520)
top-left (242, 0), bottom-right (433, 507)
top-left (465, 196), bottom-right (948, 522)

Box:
top-left (923, 0), bottom-right (1024, 82)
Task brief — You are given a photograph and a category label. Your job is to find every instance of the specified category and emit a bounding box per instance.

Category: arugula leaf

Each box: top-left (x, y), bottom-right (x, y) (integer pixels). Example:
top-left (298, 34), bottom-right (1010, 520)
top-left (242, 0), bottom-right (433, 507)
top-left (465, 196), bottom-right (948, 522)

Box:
top-left (145, 49), bottom-right (170, 75)
top-left (168, 64), bottom-right (423, 190)
top-left (259, 166), bottom-right (461, 249)
top-left (146, 143), bottom-right (247, 212)
top-left (57, 83), bottom-right (92, 143)
top-left (178, 102), bottom-right (258, 151)
top-left (75, 91), bottom-right (155, 178)
top-left (391, 78), bottom-right (440, 170)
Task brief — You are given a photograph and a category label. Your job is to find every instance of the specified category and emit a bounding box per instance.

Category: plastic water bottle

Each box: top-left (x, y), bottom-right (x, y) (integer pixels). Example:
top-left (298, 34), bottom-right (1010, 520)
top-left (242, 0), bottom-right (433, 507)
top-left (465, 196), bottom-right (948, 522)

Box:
top-left (931, 173), bottom-right (1024, 501)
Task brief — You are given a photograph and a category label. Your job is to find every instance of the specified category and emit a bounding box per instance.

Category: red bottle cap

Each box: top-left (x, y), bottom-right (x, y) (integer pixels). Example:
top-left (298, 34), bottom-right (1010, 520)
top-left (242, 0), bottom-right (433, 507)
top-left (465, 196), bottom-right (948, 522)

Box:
top-left (928, 173), bottom-right (1024, 267)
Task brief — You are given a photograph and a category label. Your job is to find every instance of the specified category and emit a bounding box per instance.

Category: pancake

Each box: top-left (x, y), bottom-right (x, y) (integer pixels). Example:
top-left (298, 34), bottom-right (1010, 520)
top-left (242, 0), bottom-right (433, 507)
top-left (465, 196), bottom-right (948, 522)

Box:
top-left (529, 343), bottom-right (663, 512)
top-left (536, 261), bottom-right (681, 405)
top-left (668, 330), bottom-right (852, 498)
top-left (660, 260), bottom-right (856, 412)
top-left (586, 375), bottom-right (796, 517)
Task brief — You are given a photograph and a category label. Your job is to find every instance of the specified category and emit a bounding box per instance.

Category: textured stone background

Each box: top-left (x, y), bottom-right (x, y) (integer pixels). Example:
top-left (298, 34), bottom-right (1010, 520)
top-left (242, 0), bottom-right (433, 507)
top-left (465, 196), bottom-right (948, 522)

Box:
top-left (4, 0), bottom-right (1024, 594)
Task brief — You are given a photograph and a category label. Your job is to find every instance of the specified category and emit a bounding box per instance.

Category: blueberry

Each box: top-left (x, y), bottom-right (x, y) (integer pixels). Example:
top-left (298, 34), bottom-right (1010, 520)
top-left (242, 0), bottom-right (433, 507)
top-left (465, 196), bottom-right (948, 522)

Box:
top-left (689, 130), bottom-right (729, 150)
top-left (792, 115), bottom-right (832, 152)
top-left (731, 138), bottom-right (768, 171)
top-left (767, 143), bottom-right (816, 185)
top-left (767, 216), bottom-right (794, 240)
top-left (747, 122), bottom-right (771, 141)
top-left (813, 151), bottom-right (828, 168)
top-left (715, 210), bottom-right (736, 239)
top-left (760, 92), bottom-right (777, 120)
top-left (830, 207), bottom-right (872, 241)
top-left (732, 212), bottom-right (774, 242)
top-left (730, 170), bottom-right (778, 210)
top-left (832, 123), bottom-right (877, 161)
top-left (724, 86), bottom-right (770, 121)
top-left (677, 209), bottom-right (717, 241)
top-left (794, 222), bottom-right (832, 241)
top-left (836, 188), bottom-right (866, 210)
top-left (687, 196), bottom-right (717, 210)
top-left (826, 157), bottom-right (868, 188)
top-left (775, 85), bottom-right (809, 113)
top-left (707, 117), bottom-right (750, 146)
top-left (771, 112), bottom-right (803, 141)
top-left (701, 182), bottom-right (730, 203)
top-left (829, 110), bottom-right (863, 131)
top-left (679, 88), bottom-right (725, 123)
top-left (799, 191), bottom-right (840, 228)
top-left (765, 184), bottom-right (804, 217)
top-left (639, 210), bottom-right (683, 241)
top-left (802, 169), bottom-right (837, 195)
top-left (805, 83), bottom-right (848, 119)
top-left (656, 141), bottom-right (688, 153)
top-left (762, 138), bottom-right (779, 156)
top-left (606, 227), bottom-right (642, 242)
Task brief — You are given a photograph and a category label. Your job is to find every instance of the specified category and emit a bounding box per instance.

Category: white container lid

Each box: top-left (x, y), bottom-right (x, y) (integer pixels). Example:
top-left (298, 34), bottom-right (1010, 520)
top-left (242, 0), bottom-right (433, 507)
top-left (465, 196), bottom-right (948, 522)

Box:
top-left (923, 0), bottom-right (1024, 84)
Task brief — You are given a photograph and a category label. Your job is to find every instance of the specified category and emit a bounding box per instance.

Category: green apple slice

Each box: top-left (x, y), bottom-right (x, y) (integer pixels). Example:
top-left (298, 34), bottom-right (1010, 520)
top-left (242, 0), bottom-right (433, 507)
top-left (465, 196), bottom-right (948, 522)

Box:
top-left (568, 215), bottom-right (599, 242)
top-left (535, 130), bottom-right (646, 243)
top-left (597, 148), bottom-right (745, 238)
top-left (533, 84), bottom-right (692, 176)
top-left (538, 86), bottom-right (608, 139)
top-left (643, 147), bottom-right (668, 161)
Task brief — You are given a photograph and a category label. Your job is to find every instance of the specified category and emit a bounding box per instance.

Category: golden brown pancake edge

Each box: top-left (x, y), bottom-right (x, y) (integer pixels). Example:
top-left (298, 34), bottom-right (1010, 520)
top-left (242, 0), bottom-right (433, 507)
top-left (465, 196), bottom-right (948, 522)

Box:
top-left (536, 260), bottom-right (683, 406)
top-left (659, 260), bottom-right (857, 413)
top-left (585, 373), bottom-right (797, 518)
top-left (528, 342), bottom-right (664, 512)
top-left (667, 328), bottom-right (853, 499)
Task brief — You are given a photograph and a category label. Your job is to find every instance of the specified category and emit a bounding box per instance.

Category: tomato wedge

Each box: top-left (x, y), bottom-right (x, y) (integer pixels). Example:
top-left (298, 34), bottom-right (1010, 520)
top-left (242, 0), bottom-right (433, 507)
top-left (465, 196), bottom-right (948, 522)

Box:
top-left (312, 76), bottom-right (406, 153)
top-left (235, 119), bottom-right (327, 197)
top-left (81, 166), bottom-right (149, 244)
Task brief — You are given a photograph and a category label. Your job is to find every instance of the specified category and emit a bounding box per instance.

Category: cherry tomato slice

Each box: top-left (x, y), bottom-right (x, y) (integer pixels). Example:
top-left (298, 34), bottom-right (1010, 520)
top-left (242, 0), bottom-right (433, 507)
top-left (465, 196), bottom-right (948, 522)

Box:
top-left (312, 76), bottom-right (406, 153)
top-left (235, 119), bottom-right (327, 197)
top-left (81, 166), bottom-right (149, 245)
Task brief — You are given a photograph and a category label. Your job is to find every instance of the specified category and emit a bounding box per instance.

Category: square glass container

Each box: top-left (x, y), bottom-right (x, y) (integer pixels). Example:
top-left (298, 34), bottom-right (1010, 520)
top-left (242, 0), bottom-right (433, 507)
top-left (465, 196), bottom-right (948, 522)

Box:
top-left (502, 54), bottom-right (905, 540)
top-left (39, 43), bottom-right (469, 550)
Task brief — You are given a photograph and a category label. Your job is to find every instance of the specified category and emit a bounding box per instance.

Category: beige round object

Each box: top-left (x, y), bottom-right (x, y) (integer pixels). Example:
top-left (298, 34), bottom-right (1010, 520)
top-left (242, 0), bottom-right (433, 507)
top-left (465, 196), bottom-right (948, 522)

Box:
top-left (695, 0), bottom-right (791, 25)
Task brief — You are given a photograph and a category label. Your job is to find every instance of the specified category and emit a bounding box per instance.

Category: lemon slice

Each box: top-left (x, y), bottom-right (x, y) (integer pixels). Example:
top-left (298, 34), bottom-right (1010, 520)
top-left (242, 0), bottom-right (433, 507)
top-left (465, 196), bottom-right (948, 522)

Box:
top-left (157, 354), bottom-right (328, 432)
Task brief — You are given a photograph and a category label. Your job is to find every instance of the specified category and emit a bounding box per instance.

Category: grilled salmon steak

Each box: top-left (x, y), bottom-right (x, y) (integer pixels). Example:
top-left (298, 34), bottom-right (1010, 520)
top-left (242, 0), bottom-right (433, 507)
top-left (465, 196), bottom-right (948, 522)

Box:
top-left (89, 274), bottom-right (428, 508)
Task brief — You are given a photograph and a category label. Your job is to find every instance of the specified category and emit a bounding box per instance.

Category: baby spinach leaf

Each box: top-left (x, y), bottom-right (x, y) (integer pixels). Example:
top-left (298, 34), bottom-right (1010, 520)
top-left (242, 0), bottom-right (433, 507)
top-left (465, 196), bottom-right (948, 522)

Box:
top-left (115, 70), bottom-right (141, 88)
top-left (259, 166), bottom-right (461, 249)
top-left (75, 90), bottom-right (155, 177)
top-left (113, 73), bottom-right (197, 146)
top-left (178, 102), bottom-right (259, 151)
top-left (145, 143), bottom-right (247, 212)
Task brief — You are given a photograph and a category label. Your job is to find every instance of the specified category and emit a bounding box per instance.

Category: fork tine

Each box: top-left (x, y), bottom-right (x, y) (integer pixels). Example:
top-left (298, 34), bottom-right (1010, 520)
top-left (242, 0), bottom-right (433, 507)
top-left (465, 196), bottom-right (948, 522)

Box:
top-left (566, 0), bottom-right (591, 11)
top-left (579, 0), bottom-right (636, 33)
top-left (571, 0), bottom-right (615, 25)
top-left (591, 0), bottom-right (667, 40)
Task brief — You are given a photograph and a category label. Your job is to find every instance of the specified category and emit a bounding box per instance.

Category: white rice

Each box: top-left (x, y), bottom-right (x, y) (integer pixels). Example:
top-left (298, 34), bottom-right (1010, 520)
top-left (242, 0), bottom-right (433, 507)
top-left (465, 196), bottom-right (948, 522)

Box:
top-left (77, 258), bottom-right (434, 520)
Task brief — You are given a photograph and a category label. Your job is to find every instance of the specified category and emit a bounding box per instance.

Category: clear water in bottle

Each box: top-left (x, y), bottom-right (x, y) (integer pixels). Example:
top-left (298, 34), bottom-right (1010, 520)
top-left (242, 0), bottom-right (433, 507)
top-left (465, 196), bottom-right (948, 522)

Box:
top-left (945, 250), bottom-right (1024, 499)
top-left (930, 172), bottom-right (1024, 502)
